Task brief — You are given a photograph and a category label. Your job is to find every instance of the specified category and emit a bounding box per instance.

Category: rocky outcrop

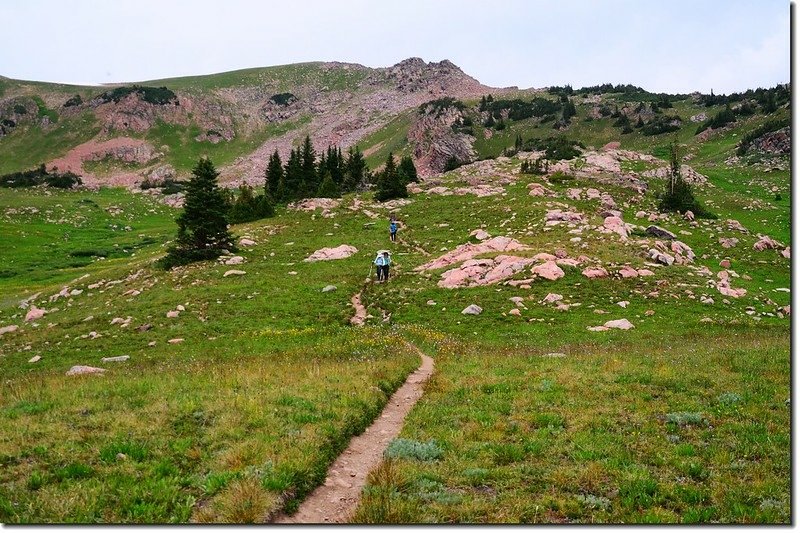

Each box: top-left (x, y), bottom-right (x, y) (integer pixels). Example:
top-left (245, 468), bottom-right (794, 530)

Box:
top-left (749, 127), bottom-right (790, 155)
top-left (408, 103), bottom-right (475, 176)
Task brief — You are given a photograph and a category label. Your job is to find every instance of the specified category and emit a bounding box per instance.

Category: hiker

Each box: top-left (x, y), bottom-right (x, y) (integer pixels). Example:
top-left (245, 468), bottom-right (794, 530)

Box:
top-left (373, 251), bottom-right (391, 282)
top-left (389, 218), bottom-right (398, 242)
top-left (380, 251), bottom-right (391, 281)
top-left (374, 252), bottom-right (386, 281)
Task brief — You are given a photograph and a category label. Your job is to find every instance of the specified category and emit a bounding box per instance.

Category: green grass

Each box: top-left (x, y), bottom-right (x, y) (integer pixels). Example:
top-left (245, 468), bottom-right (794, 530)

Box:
top-left (0, 111), bottom-right (101, 174)
top-left (0, 83), bottom-right (790, 524)
top-left (144, 116), bottom-right (312, 173)
top-left (354, 329), bottom-right (789, 523)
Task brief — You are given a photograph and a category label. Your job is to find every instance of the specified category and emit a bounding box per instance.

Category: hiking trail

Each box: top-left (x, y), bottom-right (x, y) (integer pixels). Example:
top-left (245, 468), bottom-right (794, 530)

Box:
top-left (349, 292), bottom-right (367, 326)
top-left (274, 341), bottom-right (434, 523)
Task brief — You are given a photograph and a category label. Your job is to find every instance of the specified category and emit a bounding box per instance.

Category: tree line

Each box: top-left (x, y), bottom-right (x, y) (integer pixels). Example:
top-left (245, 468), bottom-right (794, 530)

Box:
top-left (159, 136), bottom-right (418, 268)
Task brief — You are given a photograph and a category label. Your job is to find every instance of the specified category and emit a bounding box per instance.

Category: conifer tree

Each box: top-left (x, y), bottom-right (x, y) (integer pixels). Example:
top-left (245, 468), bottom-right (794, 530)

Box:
top-left (300, 135), bottom-right (317, 197)
top-left (343, 146), bottom-right (367, 192)
top-left (374, 152), bottom-right (407, 202)
top-left (282, 148), bottom-right (303, 202)
top-left (316, 169), bottom-right (341, 198)
top-left (265, 149), bottom-right (283, 201)
top-left (160, 157), bottom-right (233, 268)
top-left (398, 155), bottom-right (418, 183)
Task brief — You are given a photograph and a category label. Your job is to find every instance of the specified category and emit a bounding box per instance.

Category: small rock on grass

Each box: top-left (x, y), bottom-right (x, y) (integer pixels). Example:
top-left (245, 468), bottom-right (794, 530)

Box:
top-left (101, 355), bottom-right (130, 363)
top-left (66, 365), bottom-right (106, 376)
top-left (168, 338), bottom-right (184, 344)
top-left (322, 285), bottom-right (337, 292)
top-left (223, 270), bottom-right (246, 277)
top-left (462, 304), bottom-right (483, 315)
top-left (28, 355), bottom-right (41, 363)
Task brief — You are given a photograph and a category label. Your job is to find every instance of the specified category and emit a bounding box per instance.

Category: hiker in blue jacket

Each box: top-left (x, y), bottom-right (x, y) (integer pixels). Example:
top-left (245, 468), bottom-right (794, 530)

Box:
top-left (389, 218), bottom-right (398, 242)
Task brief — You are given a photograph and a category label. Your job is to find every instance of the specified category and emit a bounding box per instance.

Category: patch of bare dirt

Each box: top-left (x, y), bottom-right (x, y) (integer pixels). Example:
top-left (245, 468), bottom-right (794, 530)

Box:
top-left (47, 137), bottom-right (158, 188)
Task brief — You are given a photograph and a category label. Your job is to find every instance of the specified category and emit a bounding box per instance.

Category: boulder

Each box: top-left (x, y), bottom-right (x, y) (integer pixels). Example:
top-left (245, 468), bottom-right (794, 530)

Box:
top-left (508, 308), bottom-right (522, 316)
top-left (618, 266), bottom-right (639, 278)
top-left (582, 267), bottom-right (609, 279)
top-left (646, 225), bottom-right (676, 240)
top-left (462, 304), bottom-right (483, 315)
top-left (166, 310), bottom-right (180, 318)
top-left (223, 270), bottom-right (246, 277)
top-left (28, 355), bottom-right (41, 363)
top-left (782, 246), bottom-right (790, 259)
top-left (417, 236), bottom-right (527, 271)
top-left (224, 256), bottom-right (245, 265)
top-left (322, 285), bottom-right (337, 292)
top-left (604, 318), bottom-right (635, 330)
top-left (239, 238), bottom-right (257, 247)
top-left (719, 237), bottom-right (739, 248)
top-left (603, 216), bottom-right (629, 240)
top-left (101, 355), bottom-right (130, 363)
top-left (305, 245), bottom-right (359, 262)
top-left (684, 211), bottom-right (695, 221)
top-left (532, 261), bottom-right (565, 281)
top-left (637, 269), bottom-right (655, 276)
top-left (753, 235), bottom-right (782, 251)
top-left (719, 259), bottom-right (731, 269)
top-left (635, 210), bottom-right (647, 219)
top-left (0, 325), bottom-right (19, 336)
top-left (726, 219), bottom-right (749, 233)
top-left (470, 229), bottom-right (491, 241)
top-left (648, 249), bottom-right (675, 266)
top-left (66, 365), bottom-right (106, 376)
top-left (542, 293), bottom-right (563, 304)
top-left (25, 306), bottom-right (46, 322)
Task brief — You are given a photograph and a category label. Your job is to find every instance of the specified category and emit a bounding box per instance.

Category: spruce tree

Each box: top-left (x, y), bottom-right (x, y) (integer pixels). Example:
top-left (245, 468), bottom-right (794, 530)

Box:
top-left (282, 148), bottom-right (303, 202)
top-left (300, 135), bottom-right (317, 197)
top-left (161, 157), bottom-right (233, 268)
top-left (374, 152), bottom-right (408, 202)
top-left (343, 146), bottom-right (367, 192)
top-left (398, 155), bottom-right (418, 183)
top-left (265, 149), bottom-right (283, 201)
top-left (316, 169), bottom-right (341, 198)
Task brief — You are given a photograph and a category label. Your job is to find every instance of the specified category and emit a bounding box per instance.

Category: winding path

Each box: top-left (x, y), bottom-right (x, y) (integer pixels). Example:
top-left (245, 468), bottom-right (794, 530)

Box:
top-left (274, 342), bottom-right (434, 523)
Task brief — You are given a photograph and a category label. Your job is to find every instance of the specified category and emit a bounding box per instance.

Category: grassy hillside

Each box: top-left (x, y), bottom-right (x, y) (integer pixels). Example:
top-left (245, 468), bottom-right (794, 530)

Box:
top-left (0, 73), bottom-right (790, 524)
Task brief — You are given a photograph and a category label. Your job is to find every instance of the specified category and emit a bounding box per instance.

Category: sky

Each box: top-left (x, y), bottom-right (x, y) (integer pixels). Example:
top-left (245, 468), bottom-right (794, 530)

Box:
top-left (0, 0), bottom-right (790, 94)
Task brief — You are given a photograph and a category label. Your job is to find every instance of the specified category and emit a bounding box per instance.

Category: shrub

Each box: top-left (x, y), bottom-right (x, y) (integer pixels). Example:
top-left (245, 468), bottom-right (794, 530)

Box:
top-left (228, 184), bottom-right (275, 224)
top-left (418, 97), bottom-right (465, 116)
top-left (269, 92), bottom-right (296, 105)
top-left (443, 156), bottom-right (465, 172)
top-left (63, 94), bottom-right (83, 108)
top-left (658, 144), bottom-right (715, 218)
top-left (642, 115), bottom-right (682, 136)
top-left (695, 105), bottom-right (736, 134)
top-left (13, 103), bottom-right (27, 114)
top-left (665, 412), bottom-right (705, 426)
top-left (548, 171), bottom-right (575, 183)
top-left (384, 439), bottom-right (443, 461)
top-left (98, 85), bottom-right (177, 106)
top-left (0, 165), bottom-right (81, 189)
top-left (523, 136), bottom-right (584, 160)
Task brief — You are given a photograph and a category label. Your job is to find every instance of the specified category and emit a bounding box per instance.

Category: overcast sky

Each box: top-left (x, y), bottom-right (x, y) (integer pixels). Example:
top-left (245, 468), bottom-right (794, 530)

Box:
top-left (0, 0), bottom-right (790, 93)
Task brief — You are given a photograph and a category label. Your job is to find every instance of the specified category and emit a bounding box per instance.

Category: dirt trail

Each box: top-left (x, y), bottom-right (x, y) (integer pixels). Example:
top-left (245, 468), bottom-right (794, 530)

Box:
top-left (349, 292), bottom-right (367, 326)
top-left (274, 342), bottom-right (434, 524)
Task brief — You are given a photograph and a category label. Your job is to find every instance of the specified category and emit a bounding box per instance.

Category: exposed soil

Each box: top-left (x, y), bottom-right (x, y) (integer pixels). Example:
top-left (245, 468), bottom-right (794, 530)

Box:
top-left (274, 342), bottom-right (434, 524)
top-left (349, 292), bottom-right (367, 326)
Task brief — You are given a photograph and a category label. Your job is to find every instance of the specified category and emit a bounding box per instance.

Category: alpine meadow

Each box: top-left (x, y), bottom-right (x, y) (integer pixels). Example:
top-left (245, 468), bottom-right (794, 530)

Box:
top-left (0, 43), bottom-right (791, 525)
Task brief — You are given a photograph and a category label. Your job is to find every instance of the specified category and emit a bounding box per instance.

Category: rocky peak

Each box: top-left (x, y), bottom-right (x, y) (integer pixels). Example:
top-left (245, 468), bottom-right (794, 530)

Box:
top-left (380, 57), bottom-right (486, 98)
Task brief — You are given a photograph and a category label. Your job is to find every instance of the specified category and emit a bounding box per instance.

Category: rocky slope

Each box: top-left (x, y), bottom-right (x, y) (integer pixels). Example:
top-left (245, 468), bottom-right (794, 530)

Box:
top-left (0, 58), bottom-right (503, 186)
